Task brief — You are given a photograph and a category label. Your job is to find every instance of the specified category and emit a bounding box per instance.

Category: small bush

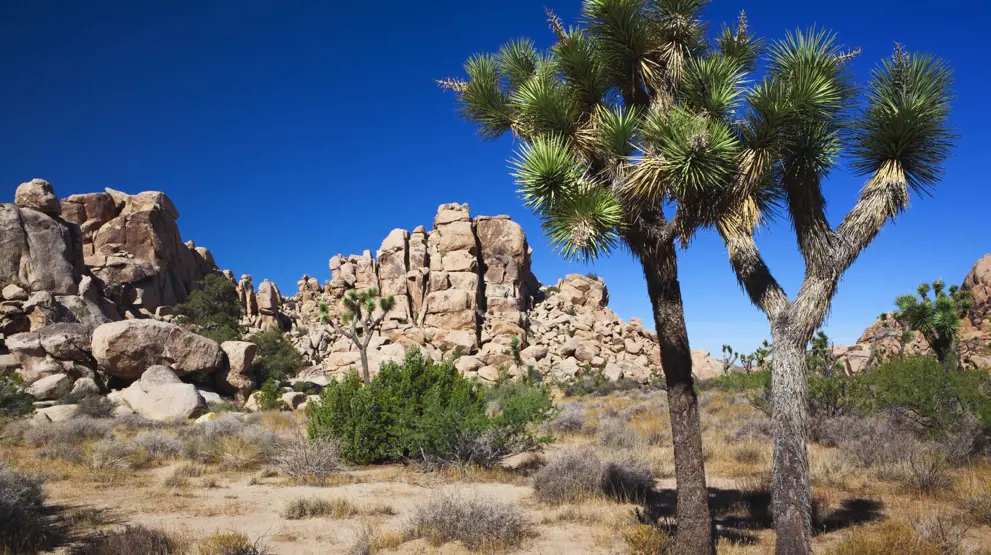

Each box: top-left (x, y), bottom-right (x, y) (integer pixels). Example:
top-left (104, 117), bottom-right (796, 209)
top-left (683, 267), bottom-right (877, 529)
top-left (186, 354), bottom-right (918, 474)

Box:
top-left (252, 329), bottom-right (304, 384)
top-left (961, 492), bottom-right (991, 525)
top-left (597, 420), bottom-right (642, 449)
top-left (912, 513), bottom-right (970, 554)
top-left (405, 490), bottom-right (532, 550)
top-left (255, 377), bottom-right (284, 412)
top-left (558, 366), bottom-right (640, 397)
top-left (198, 531), bottom-right (269, 555)
top-left (70, 525), bottom-right (186, 555)
top-left (551, 404), bottom-right (585, 433)
top-left (39, 442), bottom-right (85, 463)
top-left (134, 431), bottom-right (182, 460)
top-left (906, 447), bottom-right (953, 495)
top-left (308, 348), bottom-right (553, 467)
top-left (533, 447), bottom-right (654, 504)
top-left (0, 375), bottom-right (34, 420)
top-left (281, 497), bottom-right (356, 519)
top-left (272, 433), bottom-right (342, 483)
top-left (622, 523), bottom-right (670, 555)
top-left (89, 438), bottom-right (147, 474)
top-left (164, 463), bottom-right (205, 487)
top-left (74, 396), bottom-right (116, 419)
top-left (822, 521), bottom-right (942, 555)
top-left (0, 464), bottom-right (48, 553)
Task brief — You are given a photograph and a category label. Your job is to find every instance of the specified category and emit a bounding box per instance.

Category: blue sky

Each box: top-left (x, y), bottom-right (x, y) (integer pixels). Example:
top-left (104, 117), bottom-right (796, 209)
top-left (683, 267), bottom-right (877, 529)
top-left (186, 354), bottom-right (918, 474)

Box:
top-left (2, 1), bottom-right (989, 355)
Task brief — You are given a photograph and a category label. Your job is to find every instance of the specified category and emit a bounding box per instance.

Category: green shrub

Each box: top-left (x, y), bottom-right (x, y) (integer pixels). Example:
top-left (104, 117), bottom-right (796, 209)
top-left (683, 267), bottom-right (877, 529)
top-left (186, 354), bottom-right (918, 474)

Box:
top-left (251, 330), bottom-right (304, 384)
top-left (174, 273), bottom-right (242, 343)
top-left (0, 375), bottom-right (34, 421)
top-left (859, 357), bottom-right (991, 433)
top-left (703, 369), bottom-right (771, 392)
top-left (558, 365), bottom-right (640, 396)
top-left (256, 377), bottom-right (283, 412)
top-left (307, 349), bottom-right (554, 467)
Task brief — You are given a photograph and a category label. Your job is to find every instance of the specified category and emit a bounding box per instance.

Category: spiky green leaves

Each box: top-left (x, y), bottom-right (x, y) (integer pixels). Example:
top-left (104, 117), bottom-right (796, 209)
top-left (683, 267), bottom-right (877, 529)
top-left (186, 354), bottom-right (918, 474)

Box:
top-left (583, 0), bottom-right (655, 96)
top-left (554, 29), bottom-right (610, 107)
top-left (497, 39), bottom-right (540, 89)
top-left (512, 135), bottom-right (584, 211)
top-left (851, 46), bottom-right (954, 195)
top-left (512, 58), bottom-right (581, 138)
top-left (717, 11), bottom-right (762, 72)
top-left (682, 54), bottom-right (745, 119)
top-left (459, 55), bottom-right (514, 139)
top-left (594, 105), bottom-right (642, 159)
top-left (543, 185), bottom-right (624, 261)
top-left (639, 106), bottom-right (740, 200)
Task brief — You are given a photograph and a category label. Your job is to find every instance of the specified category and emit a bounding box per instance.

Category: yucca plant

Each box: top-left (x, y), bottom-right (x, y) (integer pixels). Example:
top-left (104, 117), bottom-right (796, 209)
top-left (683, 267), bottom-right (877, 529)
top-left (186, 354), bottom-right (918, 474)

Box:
top-left (443, 2), bottom-right (955, 553)
top-left (323, 288), bottom-right (395, 384)
top-left (440, 2), bottom-right (761, 552)
top-left (895, 281), bottom-right (970, 367)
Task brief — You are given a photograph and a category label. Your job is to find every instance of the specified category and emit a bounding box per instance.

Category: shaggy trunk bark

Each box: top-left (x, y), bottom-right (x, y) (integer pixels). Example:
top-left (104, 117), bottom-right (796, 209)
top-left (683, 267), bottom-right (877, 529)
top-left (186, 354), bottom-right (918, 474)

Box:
top-left (769, 324), bottom-right (813, 555)
top-left (359, 348), bottom-right (371, 384)
top-left (640, 245), bottom-right (714, 555)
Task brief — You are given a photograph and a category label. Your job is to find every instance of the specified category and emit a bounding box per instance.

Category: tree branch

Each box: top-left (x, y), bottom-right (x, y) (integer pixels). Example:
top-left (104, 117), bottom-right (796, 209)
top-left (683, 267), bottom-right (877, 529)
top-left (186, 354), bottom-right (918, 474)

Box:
top-left (717, 227), bottom-right (790, 320)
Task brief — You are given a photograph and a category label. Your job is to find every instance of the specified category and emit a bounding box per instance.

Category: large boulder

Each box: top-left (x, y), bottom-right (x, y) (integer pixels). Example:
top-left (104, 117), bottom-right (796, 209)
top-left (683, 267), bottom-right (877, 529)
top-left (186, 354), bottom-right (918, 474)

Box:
top-left (217, 341), bottom-right (257, 400)
top-left (15, 178), bottom-right (61, 216)
top-left (91, 320), bottom-right (224, 380)
top-left (121, 366), bottom-right (206, 421)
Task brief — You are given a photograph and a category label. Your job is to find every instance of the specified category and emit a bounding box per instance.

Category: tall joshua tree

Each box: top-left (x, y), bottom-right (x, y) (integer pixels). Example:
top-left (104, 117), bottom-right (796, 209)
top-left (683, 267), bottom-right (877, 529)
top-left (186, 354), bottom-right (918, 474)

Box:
top-left (321, 288), bottom-right (395, 384)
top-left (624, 28), bottom-right (954, 554)
top-left (439, 1), bottom-right (759, 552)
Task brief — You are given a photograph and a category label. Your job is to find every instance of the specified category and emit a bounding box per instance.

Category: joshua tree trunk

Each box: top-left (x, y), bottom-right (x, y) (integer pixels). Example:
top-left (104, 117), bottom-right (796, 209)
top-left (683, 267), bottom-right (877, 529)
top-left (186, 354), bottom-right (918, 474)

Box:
top-left (628, 217), bottom-right (714, 555)
top-left (359, 347), bottom-right (371, 384)
top-left (768, 324), bottom-right (813, 555)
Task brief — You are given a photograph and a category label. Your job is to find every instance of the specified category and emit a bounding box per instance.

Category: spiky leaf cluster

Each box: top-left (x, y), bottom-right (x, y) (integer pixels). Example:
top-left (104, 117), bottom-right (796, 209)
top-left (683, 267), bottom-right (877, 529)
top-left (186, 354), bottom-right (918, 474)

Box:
top-left (895, 280), bottom-right (970, 365)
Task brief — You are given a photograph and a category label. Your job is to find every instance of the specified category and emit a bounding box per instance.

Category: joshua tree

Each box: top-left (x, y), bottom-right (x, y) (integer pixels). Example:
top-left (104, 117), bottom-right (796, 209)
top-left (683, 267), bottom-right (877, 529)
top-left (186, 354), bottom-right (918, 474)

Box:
top-left (321, 288), bottom-right (395, 384)
top-left (622, 31), bottom-right (954, 553)
top-left (895, 280), bottom-right (970, 368)
top-left (721, 344), bottom-right (739, 374)
top-left (439, 2), bottom-right (747, 551)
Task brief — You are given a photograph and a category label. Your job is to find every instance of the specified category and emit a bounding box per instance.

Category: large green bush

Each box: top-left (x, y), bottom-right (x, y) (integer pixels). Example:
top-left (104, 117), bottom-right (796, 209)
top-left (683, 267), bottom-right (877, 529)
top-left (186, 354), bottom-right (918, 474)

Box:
top-left (251, 329), bottom-right (304, 384)
top-left (858, 357), bottom-right (991, 433)
top-left (307, 349), bottom-right (554, 467)
top-left (174, 273), bottom-right (242, 343)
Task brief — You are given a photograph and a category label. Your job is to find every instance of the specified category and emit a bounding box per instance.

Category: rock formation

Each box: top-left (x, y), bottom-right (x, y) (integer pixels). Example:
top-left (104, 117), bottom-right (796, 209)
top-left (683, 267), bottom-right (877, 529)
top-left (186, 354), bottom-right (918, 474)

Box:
top-left (283, 203), bottom-right (722, 383)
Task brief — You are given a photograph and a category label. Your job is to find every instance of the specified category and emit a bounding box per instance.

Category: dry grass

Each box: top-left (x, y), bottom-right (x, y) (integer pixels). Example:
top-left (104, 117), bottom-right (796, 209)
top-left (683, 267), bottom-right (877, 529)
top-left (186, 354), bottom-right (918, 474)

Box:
top-left (198, 530), bottom-right (270, 555)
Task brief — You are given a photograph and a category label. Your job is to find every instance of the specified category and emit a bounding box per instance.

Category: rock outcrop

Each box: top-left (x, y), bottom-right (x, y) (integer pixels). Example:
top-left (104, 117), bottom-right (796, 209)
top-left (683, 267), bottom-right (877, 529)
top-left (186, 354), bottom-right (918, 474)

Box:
top-left (120, 365), bottom-right (207, 421)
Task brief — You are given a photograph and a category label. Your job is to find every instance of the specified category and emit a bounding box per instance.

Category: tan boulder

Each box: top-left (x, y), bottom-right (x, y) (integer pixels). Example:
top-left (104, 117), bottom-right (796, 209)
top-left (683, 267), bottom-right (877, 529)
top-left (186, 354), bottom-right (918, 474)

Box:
top-left (218, 341), bottom-right (257, 400)
top-left (91, 320), bottom-right (224, 380)
top-left (15, 178), bottom-right (61, 215)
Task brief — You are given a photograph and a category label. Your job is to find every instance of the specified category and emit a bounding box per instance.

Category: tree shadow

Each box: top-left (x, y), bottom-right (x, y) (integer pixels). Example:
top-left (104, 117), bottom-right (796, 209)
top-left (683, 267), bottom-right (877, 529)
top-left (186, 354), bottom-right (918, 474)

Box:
top-left (635, 487), bottom-right (884, 544)
top-left (34, 503), bottom-right (123, 552)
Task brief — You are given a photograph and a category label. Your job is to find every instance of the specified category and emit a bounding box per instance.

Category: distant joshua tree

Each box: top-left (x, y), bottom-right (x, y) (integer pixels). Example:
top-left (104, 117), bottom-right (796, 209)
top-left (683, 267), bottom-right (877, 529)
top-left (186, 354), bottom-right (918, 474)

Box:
top-left (320, 288), bottom-right (395, 384)
top-left (895, 280), bottom-right (970, 368)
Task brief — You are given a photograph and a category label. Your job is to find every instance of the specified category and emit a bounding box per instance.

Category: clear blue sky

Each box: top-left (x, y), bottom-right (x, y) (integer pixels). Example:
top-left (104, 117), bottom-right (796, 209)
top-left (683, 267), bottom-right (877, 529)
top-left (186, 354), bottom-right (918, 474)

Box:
top-left (2, 1), bottom-right (989, 354)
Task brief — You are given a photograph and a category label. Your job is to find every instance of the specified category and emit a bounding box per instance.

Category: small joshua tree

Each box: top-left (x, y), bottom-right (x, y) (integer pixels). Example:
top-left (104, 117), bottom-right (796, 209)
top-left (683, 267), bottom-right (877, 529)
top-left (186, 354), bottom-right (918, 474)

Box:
top-left (322, 288), bottom-right (395, 384)
top-left (720, 345), bottom-right (739, 374)
top-left (895, 280), bottom-right (971, 368)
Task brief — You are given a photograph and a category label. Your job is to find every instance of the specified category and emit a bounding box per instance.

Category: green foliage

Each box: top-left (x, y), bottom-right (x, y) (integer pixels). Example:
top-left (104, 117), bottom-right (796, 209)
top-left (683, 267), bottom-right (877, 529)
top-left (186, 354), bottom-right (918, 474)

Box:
top-left (559, 365), bottom-right (642, 397)
top-left (895, 280), bottom-right (970, 364)
top-left (720, 344), bottom-right (739, 373)
top-left (174, 273), bottom-right (242, 343)
top-left (509, 336), bottom-right (523, 366)
top-left (307, 349), bottom-right (554, 467)
top-left (703, 369), bottom-right (771, 392)
top-left (251, 329), bottom-right (304, 384)
top-left (807, 331), bottom-right (842, 377)
top-left (858, 357), bottom-right (991, 433)
top-left (256, 377), bottom-right (283, 412)
top-left (0, 376), bottom-right (34, 421)
top-left (327, 287), bottom-right (396, 384)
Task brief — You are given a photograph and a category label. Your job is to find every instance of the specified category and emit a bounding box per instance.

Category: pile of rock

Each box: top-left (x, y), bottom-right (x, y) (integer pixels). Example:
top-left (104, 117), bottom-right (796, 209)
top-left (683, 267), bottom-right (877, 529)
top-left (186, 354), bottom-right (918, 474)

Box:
top-left (1, 178), bottom-right (217, 340)
top-left (281, 203), bottom-right (723, 383)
